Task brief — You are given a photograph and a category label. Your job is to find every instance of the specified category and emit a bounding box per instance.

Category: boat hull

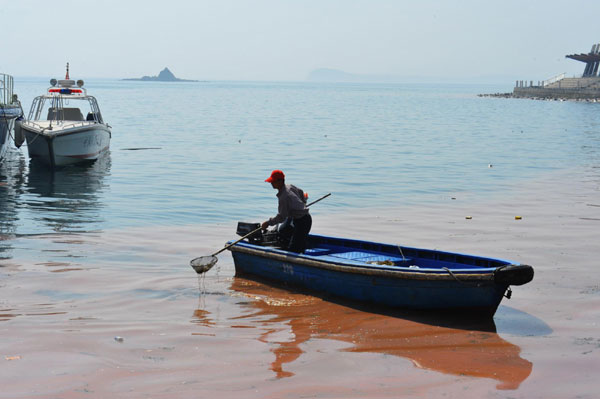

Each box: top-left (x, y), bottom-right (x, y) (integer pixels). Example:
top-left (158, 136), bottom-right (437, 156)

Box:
top-left (229, 234), bottom-right (533, 316)
top-left (21, 122), bottom-right (111, 167)
top-left (0, 118), bottom-right (10, 163)
top-left (0, 105), bottom-right (21, 164)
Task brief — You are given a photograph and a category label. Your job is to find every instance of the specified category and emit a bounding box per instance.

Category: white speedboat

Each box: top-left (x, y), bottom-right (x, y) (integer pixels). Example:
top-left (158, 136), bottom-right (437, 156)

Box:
top-left (16, 64), bottom-right (111, 167)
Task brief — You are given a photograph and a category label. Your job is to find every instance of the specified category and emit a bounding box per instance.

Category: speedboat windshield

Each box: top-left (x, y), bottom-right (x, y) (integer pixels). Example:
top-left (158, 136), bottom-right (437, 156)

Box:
top-left (28, 94), bottom-right (104, 124)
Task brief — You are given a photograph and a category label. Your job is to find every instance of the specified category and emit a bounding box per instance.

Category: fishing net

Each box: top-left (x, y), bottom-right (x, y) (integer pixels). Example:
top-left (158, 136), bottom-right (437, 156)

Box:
top-left (190, 255), bottom-right (218, 274)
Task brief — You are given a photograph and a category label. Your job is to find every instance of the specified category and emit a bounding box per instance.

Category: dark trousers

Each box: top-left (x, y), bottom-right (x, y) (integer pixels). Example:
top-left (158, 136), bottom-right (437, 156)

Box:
top-left (278, 214), bottom-right (312, 253)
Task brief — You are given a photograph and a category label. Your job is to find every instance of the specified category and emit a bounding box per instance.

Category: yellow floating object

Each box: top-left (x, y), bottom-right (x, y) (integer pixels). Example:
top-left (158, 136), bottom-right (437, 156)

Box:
top-left (465, 216), bottom-right (472, 220)
top-left (515, 216), bottom-right (522, 220)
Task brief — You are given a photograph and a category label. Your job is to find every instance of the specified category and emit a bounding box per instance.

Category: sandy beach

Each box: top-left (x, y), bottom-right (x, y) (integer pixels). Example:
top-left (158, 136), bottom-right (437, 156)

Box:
top-left (1, 167), bottom-right (599, 398)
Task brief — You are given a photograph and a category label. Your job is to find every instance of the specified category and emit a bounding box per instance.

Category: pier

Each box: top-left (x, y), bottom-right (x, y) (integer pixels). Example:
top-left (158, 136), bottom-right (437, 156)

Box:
top-left (481, 43), bottom-right (600, 101)
top-left (513, 43), bottom-right (600, 100)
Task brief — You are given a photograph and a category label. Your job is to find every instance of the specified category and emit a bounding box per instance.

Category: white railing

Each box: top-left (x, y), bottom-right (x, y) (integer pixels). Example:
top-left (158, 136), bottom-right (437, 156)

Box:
top-left (1, 73), bottom-right (15, 105)
top-left (542, 73), bottom-right (566, 87)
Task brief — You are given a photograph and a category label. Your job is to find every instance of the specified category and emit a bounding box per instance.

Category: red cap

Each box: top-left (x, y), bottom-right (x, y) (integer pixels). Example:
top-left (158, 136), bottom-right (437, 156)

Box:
top-left (265, 169), bottom-right (285, 182)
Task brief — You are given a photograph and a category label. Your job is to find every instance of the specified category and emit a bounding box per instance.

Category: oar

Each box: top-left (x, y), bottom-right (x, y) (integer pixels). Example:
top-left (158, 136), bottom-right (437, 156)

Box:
top-left (190, 193), bottom-right (331, 274)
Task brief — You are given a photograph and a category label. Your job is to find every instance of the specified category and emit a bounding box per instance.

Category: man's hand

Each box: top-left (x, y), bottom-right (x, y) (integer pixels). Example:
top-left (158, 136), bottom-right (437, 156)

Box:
top-left (261, 221), bottom-right (270, 230)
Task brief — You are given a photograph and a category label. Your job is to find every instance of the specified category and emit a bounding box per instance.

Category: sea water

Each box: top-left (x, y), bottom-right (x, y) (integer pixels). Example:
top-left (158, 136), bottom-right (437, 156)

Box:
top-left (2, 78), bottom-right (599, 240)
top-left (1, 78), bottom-right (599, 396)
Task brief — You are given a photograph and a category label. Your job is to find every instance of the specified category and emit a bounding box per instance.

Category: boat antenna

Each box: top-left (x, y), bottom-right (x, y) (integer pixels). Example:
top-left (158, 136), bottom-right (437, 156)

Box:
top-left (65, 62), bottom-right (70, 80)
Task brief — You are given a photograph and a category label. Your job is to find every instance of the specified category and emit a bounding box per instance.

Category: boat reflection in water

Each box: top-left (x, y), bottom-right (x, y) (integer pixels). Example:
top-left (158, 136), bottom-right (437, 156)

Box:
top-left (0, 156), bottom-right (27, 259)
top-left (24, 153), bottom-right (111, 234)
top-left (1, 152), bottom-right (110, 265)
top-left (221, 277), bottom-right (533, 390)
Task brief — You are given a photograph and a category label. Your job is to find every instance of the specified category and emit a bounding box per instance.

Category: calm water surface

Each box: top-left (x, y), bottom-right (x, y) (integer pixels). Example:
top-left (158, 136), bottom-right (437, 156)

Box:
top-left (1, 79), bottom-right (599, 397)
top-left (2, 79), bottom-right (599, 239)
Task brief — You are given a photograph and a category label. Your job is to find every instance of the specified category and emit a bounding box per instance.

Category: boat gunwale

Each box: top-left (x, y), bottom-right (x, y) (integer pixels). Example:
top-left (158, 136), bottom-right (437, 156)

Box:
top-left (20, 120), bottom-right (111, 137)
top-left (228, 242), bottom-right (508, 282)
top-left (0, 104), bottom-right (22, 119)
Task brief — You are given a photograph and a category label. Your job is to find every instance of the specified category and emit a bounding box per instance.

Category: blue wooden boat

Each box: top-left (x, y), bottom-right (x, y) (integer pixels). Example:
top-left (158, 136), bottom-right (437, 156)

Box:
top-left (227, 223), bottom-right (534, 316)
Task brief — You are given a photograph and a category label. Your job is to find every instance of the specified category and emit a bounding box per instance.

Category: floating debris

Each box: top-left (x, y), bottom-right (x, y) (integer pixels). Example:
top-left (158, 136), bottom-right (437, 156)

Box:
top-left (367, 260), bottom-right (395, 266)
top-left (121, 147), bottom-right (162, 151)
top-left (114, 336), bottom-right (124, 343)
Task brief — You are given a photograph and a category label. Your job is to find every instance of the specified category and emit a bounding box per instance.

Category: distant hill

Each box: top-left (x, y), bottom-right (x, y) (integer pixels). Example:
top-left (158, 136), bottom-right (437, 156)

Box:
top-left (123, 67), bottom-right (198, 82)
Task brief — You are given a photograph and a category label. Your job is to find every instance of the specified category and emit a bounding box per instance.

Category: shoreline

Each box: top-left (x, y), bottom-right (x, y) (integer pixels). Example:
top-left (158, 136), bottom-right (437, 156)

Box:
top-left (478, 92), bottom-right (600, 102)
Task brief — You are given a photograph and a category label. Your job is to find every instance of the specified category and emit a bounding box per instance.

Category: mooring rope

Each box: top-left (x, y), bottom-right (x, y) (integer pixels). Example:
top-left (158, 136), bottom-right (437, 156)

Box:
top-left (397, 245), bottom-right (406, 262)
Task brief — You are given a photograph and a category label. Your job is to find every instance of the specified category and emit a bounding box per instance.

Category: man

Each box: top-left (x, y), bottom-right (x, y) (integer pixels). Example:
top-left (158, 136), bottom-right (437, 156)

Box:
top-left (261, 170), bottom-right (312, 253)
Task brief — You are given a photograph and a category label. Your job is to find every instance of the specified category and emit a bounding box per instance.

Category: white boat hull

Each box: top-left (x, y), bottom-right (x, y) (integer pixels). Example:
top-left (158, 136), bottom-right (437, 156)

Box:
top-left (21, 121), bottom-right (111, 167)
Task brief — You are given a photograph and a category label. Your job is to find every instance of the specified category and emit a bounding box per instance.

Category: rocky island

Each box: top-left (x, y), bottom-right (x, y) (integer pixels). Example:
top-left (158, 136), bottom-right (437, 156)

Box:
top-left (123, 67), bottom-right (198, 82)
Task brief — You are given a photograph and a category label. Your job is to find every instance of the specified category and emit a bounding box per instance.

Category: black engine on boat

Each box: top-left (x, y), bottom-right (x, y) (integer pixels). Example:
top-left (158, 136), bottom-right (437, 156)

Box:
top-left (236, 222), bottom-right (282, 247)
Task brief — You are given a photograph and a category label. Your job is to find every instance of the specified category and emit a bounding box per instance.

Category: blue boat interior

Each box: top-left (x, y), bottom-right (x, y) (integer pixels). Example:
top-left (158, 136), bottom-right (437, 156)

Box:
top-left (233, 223), bottom-right (513, 272)
top-left (301, 235), bottom-right (512, 271)
top-left (304, 248), bottom-right (410, 265)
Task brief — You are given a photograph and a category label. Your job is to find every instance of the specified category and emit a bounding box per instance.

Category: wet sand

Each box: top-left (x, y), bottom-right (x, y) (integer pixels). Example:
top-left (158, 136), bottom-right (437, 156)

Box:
top-left (1, 169), bottom-right (599, 398)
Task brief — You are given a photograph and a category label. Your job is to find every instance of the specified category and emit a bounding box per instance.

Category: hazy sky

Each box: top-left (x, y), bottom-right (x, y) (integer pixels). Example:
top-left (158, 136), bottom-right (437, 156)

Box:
top-left (2, 0), bottom-right (599, 82)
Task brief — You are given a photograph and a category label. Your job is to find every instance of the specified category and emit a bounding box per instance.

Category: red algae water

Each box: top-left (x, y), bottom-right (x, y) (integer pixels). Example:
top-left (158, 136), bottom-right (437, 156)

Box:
top-left (1, 170), bottom-right (599, 398)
